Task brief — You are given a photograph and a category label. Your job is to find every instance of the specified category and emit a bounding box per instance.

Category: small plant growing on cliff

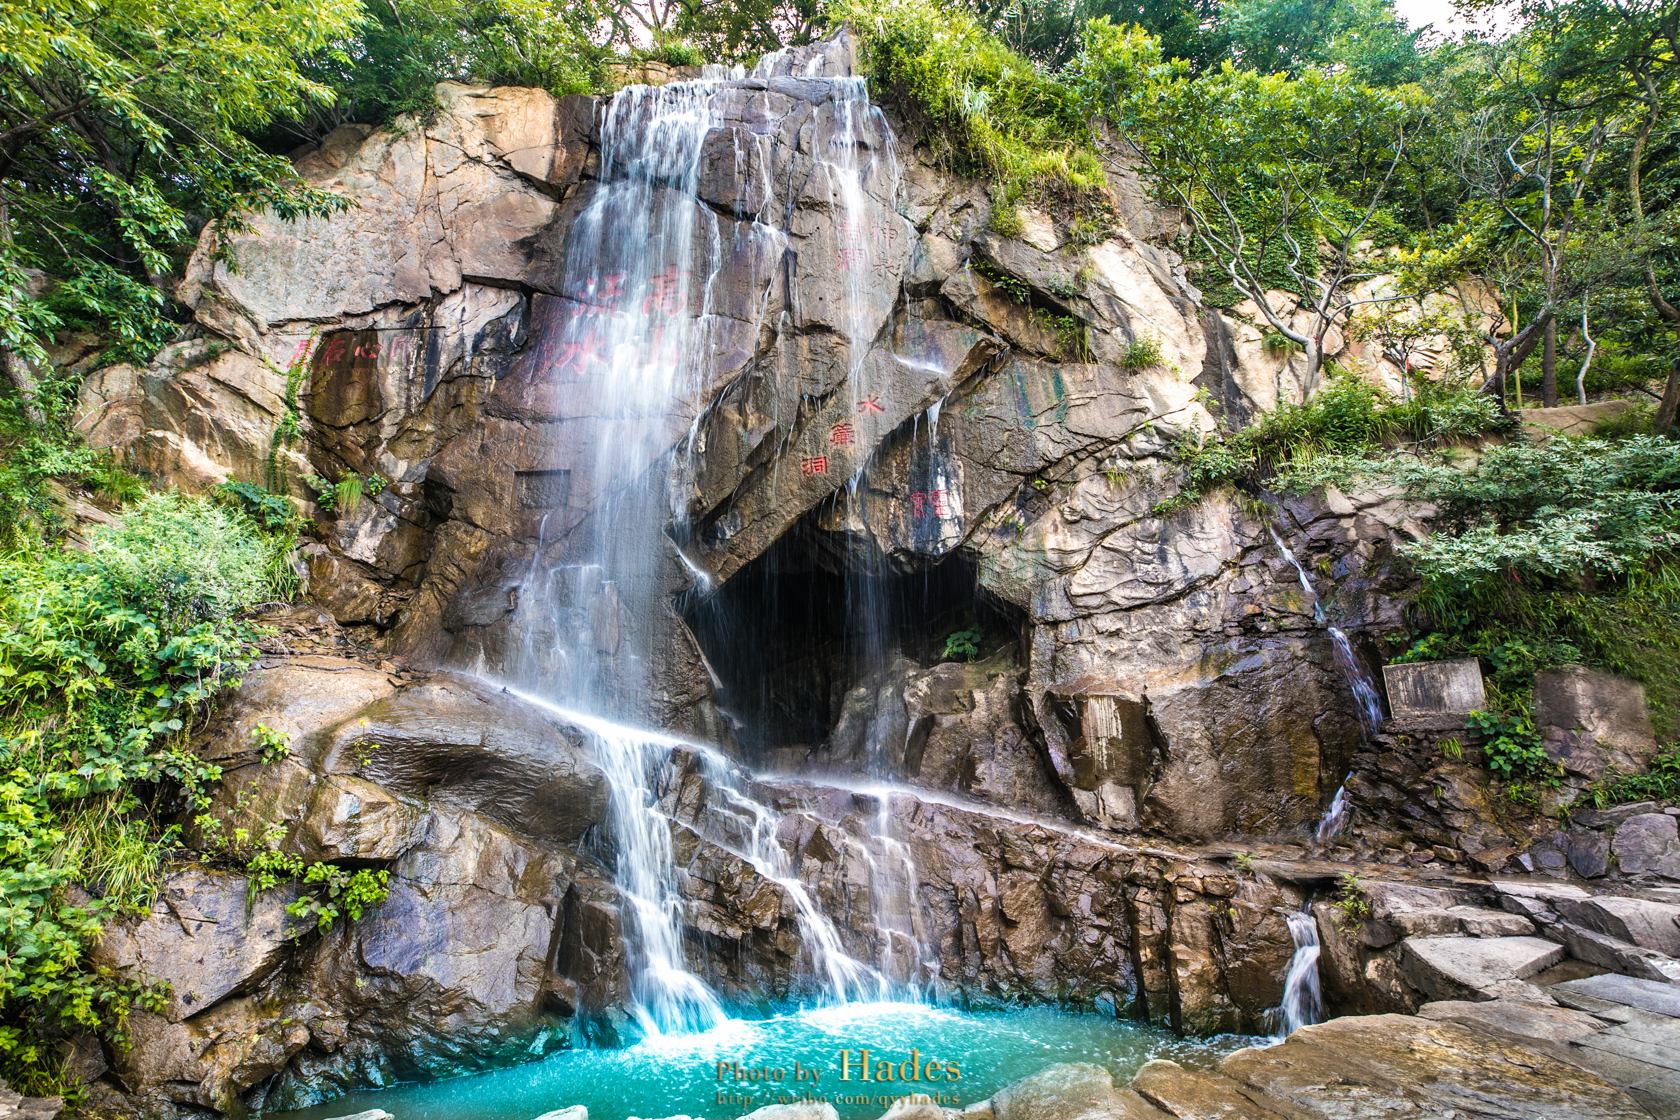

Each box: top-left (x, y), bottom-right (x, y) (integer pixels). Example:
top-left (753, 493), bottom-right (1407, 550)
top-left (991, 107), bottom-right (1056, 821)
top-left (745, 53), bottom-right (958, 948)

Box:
top-left (1465, 709), bottom-right (1555, 783)
top-left (1585, 743), bottom-right (1680, 808)
top-left (1438, 737), bottom-right (1463, 761)
top-left (1120, 334), bottom-right (1163, 369)
top-left (942, 628), bottom-right (982, 662)
top-left (287, 864), bottom-right (392, 934)
top-left (1234, 852), bottom-right (1256, 874)
top-left (303, 472), bottom-right (386, 514)
top-left (1331, 872), bottom-right (1371, 926)
top-left (988, 206), bottom-right (1026, 240)
top-left (253, 723), bottom-right (291, 763)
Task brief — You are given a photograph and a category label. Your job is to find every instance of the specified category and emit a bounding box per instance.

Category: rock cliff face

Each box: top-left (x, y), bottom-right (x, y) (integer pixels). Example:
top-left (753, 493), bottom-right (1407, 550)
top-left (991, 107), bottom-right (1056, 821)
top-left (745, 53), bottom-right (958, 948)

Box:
top-left (76, 30), bottom-right (1671, 1120)
top-left (78, 32), bottom-right (1407, 845)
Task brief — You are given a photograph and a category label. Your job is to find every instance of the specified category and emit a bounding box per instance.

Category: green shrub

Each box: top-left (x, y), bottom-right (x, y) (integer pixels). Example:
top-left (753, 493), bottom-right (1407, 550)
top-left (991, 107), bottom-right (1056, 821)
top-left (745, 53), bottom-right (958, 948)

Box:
top-left (840, 0), bottom-right (1104, 205)
top-left (1120, 334), bottom-right (1164, 369)
top-left (0, 492), bottom-right (294, 1089)
top-left (1465, 708), bottom-right (1555, 782)
top-left (1587, 744), bottom-right (1680, 808)
top-left (215, 481), bottom-right (297, 533)
top-left (1158, 370), bottom-right (1504, 513)
top-left (1395, 437), bottom-right (1680, 741)
top-left (0, 370), bottom-right (146, 544)
top-left (942, 628), bottom-right (982, 661)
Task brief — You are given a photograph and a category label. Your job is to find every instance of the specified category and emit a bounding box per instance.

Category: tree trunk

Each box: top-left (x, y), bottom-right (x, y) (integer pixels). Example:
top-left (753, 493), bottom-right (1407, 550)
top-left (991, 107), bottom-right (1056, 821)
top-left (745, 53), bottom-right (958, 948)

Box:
top-left (1541, 318), bottom-right (1557, 408)
top-left (1659, 361), bottom-right (1680, 433)
top-left (1629, 75), bottom-right (1680, 433)
top-left (0, 196), bottom-right (44, 425)
top-left (1481, 310), bottom-right (1553, 410)
top-left (0, 351), bottom-right (44, 424)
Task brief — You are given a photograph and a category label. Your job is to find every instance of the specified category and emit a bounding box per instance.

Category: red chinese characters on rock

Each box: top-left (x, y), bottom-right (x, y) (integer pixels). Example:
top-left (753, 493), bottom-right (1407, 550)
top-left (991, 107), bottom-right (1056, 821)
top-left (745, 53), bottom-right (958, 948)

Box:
top-left (836, 220), bottom-right (901, 274)
top-left (643, 265), bottom-right (686, 316)
top-left (857, 395), bottom-right (884, 415)
top-left (532, 327), bottom-right (606, 375)
top-left (800, 455), bottom-right (829, 478)
top-left (313, 335), bottom-right (382, 368)
top-left (828, 421), bottom-right (856, 446)
top-left (910, 489), bottom-right (950, 520)
top-left (570, 272), bottom-right (626, 318)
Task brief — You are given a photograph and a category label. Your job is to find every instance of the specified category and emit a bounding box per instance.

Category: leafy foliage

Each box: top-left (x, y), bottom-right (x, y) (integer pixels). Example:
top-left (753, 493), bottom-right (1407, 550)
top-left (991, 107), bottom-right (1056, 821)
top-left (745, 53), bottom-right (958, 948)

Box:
top-left (1330, 871), bottom-right (1370, 924)
top-left (0, 368), bottom-right (145, 546)
top-left (1586, 743), bottom-right (1680, 808)
top-left (1465, 707), bottom-right (1555, 782)
top-left (0, 0), bottom-right (363, 366)
top-left (839, 0), bottom-right (1105, 213)
top-left (1158, 370), bottom-right (1504, 514)
top-left (1396, 436), bottom-right (1680, 740)
top-left (942, 627), bottom-right (982, 661)
top-left (0, 492), bottom-right (294, 1090)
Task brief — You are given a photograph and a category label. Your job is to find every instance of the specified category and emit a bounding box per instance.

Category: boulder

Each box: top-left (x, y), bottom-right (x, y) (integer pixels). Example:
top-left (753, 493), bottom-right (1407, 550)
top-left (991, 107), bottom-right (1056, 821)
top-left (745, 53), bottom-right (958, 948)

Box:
top-left (1612, 814), bottom-right (1680, 878)
top-left (93, 869), bottom-right (298, 1022)
top-left (1567, 829), bottom-right (1612, 878)
top-left (1417, 998), bottom-right (1605, 1045)
top-left (262, 809), bottom-right (596, 1107)
top-left (109, 997), bottom-right (313, 1113)
top-left (1535, 665), bottom-right (1658, 780)
top-left (1131, 1059), bottom-right (1283, 1119)
top-left (1399, 936), bottom-right (1563, 1002)
top-left (1216, 1013), bottom-right (1647, 1119)
top-left (988, 1064), bottom-right (1167, 1120)
top-left (1559, 897), bottom-right (1680, 956)
top-left (0, 1080), bottom-right (62, 1120)
top-left (318, 674), bottom-right (609, 843)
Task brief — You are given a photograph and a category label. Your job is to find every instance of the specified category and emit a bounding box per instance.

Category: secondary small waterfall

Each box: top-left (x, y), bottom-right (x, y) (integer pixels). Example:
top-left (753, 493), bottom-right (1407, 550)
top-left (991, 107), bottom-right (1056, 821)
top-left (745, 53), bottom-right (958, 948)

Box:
top-left (1270, 909), bottom-right (1323, 1038)
top-left (499, 52), bottom-right (922, 1036)
top-left (1267, 527), bottom-right (1383, 842)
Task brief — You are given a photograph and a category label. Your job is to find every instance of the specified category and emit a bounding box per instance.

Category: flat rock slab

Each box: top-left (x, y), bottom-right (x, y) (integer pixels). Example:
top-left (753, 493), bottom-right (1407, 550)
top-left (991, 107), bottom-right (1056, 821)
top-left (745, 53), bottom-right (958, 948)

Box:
top-left (1132, 1059), bottom-right (1284, 1120)
top-left (1418, 999), bottom-right (1607, 1045)
top-left (990, 1064), bottom-right (1166, 1120)
top-left (1555, 974), bottom-right (1680, 1018)
top-left (1217, 1013), bottom-right (1647, 1119)
top-left (1402, 936), bottom-right (1565, 1000)
top-left (1560, 897), bottom-right (1680, 956)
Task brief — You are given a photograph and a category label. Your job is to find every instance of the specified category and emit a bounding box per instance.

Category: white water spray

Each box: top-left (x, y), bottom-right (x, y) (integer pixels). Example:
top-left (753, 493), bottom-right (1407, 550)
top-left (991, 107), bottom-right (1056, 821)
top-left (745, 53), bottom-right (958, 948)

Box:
top-left (1270, 909), bottom-right (1323, 1039)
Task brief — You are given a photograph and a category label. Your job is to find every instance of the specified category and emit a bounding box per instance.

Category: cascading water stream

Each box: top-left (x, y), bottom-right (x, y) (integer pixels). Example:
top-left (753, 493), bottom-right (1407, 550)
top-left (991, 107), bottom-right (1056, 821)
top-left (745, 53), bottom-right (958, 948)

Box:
top-left (1269, 909), bottom-right (1323, 1039)
top-left (499, 57), bottom-right (921, 1037)
top-left (1266, 527), bottom-right (1383, 842)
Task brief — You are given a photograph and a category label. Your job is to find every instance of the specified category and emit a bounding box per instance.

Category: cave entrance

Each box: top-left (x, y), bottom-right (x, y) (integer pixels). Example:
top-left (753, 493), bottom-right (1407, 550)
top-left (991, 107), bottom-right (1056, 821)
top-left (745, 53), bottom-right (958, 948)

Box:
top-left (682, 512), bottom-right (1024, 763)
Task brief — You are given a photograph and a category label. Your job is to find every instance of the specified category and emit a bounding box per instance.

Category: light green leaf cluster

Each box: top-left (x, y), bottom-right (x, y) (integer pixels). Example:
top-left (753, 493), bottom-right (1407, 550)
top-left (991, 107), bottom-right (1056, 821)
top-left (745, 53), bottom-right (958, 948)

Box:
top-left (1, 0), bottom-right (364, 362)
top-left (0, 491), bottom-right (297, 1089)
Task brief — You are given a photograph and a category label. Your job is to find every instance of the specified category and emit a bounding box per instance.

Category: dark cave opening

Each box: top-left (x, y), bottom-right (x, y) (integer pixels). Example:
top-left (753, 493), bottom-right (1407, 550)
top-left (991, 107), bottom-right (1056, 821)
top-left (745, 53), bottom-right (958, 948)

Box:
top-left (682, 511), bottom-right (1026, 761)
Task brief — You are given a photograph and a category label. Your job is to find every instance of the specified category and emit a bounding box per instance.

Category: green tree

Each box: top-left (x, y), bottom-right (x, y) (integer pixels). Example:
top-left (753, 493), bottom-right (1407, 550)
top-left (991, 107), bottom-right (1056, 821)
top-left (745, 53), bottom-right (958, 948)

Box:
top-left (1084, 21), bottom-right (1427, 388)
top-left (282, 0), bottom-right (607, 135)
top-left (0, 0), bottom-right (363, 408)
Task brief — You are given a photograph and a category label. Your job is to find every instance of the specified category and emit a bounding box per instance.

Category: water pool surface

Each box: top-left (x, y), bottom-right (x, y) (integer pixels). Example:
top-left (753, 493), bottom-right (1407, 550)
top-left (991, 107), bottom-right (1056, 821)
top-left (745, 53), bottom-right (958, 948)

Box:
top-left (271, 1004), bottom-right (1259, 1120)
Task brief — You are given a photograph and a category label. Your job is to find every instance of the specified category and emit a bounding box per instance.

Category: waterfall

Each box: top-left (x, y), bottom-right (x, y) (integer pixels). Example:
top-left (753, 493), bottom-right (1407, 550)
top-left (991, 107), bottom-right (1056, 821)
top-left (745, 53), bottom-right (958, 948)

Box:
top-left (577, 717), bottom-right (731, 1036)
top-left (1314, 784), bottom-right (1349, 844)
top-left (502, 76), bottom-right (735, 1038)
top-left (698, 759), bottom-right (894, 1003)
top-left (1270, 910), bottom-right (1323, 1039)
top-left (497, 50), bottom-right (916, 1036)
top-left (1266, 526), bottom-right (1383, 842)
